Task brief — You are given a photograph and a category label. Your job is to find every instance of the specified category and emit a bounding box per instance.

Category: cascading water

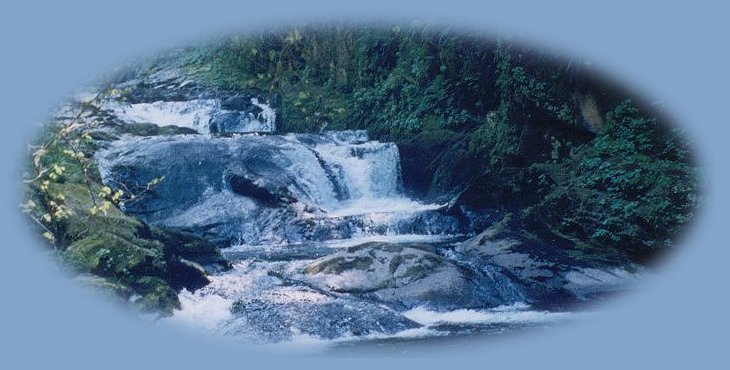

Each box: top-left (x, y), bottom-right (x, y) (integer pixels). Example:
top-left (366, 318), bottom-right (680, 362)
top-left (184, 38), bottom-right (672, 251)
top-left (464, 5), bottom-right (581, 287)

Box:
top-left (96, 128), bottom-right (459, 245)
top-left (105, 97), bottom-right (277, 134)
top-left (94, 97), bottom-right (575, 349)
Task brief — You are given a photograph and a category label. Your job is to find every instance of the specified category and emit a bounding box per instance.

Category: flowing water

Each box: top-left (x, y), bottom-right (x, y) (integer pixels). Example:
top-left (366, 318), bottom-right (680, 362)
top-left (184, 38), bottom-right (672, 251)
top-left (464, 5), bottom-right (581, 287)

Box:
top-left (95, 97), bottom-right (578, 351)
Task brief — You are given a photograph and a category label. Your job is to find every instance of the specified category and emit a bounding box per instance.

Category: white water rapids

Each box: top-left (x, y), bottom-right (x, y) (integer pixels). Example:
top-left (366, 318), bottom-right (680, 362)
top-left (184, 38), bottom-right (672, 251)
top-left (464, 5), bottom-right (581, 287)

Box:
top-left (105, 97), bottom-right (276, 134)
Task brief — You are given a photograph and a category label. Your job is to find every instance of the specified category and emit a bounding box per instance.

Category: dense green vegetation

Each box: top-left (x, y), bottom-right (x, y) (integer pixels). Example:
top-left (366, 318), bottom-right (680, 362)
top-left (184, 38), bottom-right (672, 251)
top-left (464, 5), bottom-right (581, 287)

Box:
top-left (162, 24), bottom-right (699, 261)
top-left (530, 102), bottom-right (699, 261)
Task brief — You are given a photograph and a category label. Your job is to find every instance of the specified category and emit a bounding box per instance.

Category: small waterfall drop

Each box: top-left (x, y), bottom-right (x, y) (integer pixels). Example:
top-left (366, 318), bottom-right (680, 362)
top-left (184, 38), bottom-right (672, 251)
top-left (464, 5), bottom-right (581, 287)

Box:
top-left (105, 97), bottom-right (276, 134)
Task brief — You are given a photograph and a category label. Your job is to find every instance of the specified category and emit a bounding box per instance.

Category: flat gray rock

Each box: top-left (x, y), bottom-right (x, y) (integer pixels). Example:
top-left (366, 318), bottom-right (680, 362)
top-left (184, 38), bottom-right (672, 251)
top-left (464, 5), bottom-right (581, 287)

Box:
top-left (301, 242), bottom-right (522, 310)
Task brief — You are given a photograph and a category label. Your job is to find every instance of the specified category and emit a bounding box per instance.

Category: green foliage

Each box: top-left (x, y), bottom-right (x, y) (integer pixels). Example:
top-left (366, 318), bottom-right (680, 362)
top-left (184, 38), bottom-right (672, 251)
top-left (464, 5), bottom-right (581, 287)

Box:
top-left (494, 40), bottom-right (577, 125)
top-left (533, 100), bottom-right (700, 257)
top-left (466, 108), bottom-right (519, 166)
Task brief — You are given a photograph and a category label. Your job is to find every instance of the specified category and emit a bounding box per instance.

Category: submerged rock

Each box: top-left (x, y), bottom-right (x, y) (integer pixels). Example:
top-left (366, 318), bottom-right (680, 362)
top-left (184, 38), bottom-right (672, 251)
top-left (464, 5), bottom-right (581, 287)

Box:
top-left (227, 288), bottom-right (420, 342)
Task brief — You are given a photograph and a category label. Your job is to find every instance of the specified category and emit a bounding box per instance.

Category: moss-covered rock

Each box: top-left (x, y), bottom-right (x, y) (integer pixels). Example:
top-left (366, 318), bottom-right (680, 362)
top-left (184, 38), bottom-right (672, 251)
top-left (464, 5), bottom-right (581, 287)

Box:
top-left (64, 234), bottom-right (164, 278)
top-left (147, 227), bottom-right (231, 273)
top-left (44, 181), bottom-right (227, 316)
top-left (129, 276), bottom-right (180, 315)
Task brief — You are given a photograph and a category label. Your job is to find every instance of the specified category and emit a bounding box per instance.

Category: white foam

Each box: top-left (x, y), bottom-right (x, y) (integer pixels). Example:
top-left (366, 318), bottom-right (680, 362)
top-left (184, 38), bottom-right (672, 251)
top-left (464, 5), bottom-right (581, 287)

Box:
top-left (251, 97), bottom-right (276, 131)
top-left (312, 140), bottom-right (402, 201)
top-left (325, 234), bottom-right (461, 249)
top-left (259, 326), bottom-right (442, 354)
top-left (106, 97), bottom-right (276, 134)
top-left (326, 198), bottom-right (445, 218)
top-left (403, 305), bottom-right (574, 326)
top-left (163, 260), bottom-right (268, 332)
top-left (107, 99), bottom-right (219, 132)
top-left (169, 289), bottom-right (234, 331)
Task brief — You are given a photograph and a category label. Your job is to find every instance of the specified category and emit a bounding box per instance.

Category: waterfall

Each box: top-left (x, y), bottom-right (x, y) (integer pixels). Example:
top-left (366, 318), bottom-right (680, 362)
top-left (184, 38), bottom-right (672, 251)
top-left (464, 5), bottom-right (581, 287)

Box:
top-left (283, 132), bottom-right (445, 220)
top-left (312, 141), bottom-right (402, 200)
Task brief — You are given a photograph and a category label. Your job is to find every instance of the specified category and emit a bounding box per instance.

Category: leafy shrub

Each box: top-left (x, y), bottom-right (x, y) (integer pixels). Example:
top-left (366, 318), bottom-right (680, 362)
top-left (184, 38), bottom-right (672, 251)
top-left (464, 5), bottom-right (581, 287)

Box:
top-left (533, 100), bottom-right (699, 258)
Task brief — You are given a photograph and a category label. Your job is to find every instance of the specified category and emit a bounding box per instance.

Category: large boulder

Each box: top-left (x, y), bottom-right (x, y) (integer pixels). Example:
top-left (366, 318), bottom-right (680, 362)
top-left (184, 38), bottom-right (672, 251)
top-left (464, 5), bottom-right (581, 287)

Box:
top-left (301, 242), bottom-right (522, 310)
top-left (94, 134), bottom-right (336, 245)
top-left (453, 214), bottom-right (642, 309)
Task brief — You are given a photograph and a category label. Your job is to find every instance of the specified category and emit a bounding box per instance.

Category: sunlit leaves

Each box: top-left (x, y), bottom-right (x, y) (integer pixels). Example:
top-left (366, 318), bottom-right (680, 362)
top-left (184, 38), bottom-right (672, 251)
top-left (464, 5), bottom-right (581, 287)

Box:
top-left (22, 83), bottom-right (117, 248)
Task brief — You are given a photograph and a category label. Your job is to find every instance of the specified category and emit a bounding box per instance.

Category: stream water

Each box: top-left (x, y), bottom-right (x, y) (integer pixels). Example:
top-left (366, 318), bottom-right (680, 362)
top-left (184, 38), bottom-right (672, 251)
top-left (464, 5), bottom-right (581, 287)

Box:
top-left (95, 96), bottom-right (579, 351)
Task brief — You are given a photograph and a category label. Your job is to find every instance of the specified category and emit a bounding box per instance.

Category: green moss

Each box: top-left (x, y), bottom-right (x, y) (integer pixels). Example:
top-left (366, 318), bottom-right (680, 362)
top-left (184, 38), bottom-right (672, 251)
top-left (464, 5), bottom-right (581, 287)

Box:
top-left (130, 276), bottom-right (180, 315)
top-left (53, 183), bottom-right (165, 273)
top-left (75, 275), bottom-right (135, 305)
top-left (31, 166), bottom-right (224, 315)
top-left (64, 235), bottom-right (160, 277)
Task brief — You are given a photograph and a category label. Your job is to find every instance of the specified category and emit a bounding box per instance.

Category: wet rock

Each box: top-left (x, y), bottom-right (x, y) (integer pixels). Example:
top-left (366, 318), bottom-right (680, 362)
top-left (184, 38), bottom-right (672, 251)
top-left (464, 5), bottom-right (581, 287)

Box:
top-left (147, 226), bottom-right (231, 273)
top-left (165, 259), bottom-right (211, 292)
top-left (225, 171), bottom-right (295, 207)
top-left (220, 94), bottom-right (261, 111)
top-left (453, 215), bottom-right (642, 309)
top-left (227, 288), bottom-right (419, 342)
top-left (302, 242), bottom-right (518, 310)
top-left (113, 122), bottom-right (199, 137)
top-left (113, 64), bottom-right (210, 103)
top-left (563, 267), bottom-right (641, 300)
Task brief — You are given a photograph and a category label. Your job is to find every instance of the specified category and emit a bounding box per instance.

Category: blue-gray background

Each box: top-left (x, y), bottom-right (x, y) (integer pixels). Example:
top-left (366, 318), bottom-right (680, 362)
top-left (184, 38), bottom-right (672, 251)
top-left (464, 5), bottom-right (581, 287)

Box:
top-left (1, 0), bottom-right (727, 367)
